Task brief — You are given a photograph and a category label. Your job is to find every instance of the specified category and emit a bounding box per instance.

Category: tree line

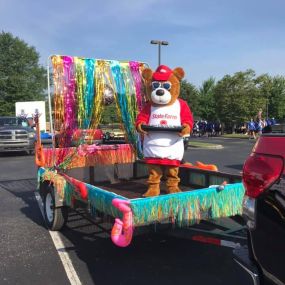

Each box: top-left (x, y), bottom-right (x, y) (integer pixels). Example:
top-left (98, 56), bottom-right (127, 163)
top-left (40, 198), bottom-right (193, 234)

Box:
top-left (181, 71), bottom-right (285, 129)
top-left (1, 32), bottom-right (285, 128)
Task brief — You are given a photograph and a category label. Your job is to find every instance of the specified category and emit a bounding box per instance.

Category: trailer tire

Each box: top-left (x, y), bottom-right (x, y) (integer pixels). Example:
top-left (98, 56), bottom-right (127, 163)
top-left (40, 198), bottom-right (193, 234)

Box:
top-left (43, 184), bottom-right (68, 231)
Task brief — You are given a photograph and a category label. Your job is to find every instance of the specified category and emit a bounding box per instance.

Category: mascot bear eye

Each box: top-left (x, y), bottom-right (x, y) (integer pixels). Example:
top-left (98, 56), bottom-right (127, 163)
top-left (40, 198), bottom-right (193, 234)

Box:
top-left (151, 81), bottom-right (172, 91)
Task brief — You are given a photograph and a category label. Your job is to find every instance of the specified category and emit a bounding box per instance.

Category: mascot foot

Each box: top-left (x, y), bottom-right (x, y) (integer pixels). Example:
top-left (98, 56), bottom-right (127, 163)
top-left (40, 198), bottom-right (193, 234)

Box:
top-left (167, 186), bottom-right (181, 194)
top-left (142, 185), bottom-right (160, 197)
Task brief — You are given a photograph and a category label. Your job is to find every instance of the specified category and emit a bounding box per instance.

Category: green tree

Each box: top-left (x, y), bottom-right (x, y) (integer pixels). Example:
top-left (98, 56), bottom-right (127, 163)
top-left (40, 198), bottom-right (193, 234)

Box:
top-left (270, 76), bottom-right (285, 120)
top-left (180, 80), bottom-right (200, 118)
top-left (213, 70), bottom-right (266, 130)
top-left (0, 32), bottom-right (46, 115)
top-left (256, 74), bottom-right (285, 120)
top-left (101, 103), bottom-right (119, 124)
top-left (198, 77), bottom-right (216, 121)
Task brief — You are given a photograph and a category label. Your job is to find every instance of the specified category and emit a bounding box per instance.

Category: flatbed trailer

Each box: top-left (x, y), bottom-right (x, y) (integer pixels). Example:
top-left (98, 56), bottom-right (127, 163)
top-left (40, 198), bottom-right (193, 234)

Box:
top-left (37, 157), bottom-right (246, 247)
top-left (35, 55), bottom-right (246, 248)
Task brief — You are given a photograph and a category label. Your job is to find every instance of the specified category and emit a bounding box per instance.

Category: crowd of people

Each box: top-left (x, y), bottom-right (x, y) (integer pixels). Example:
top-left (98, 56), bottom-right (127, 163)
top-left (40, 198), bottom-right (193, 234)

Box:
top-left (246, 117), bottom-right (277, 139)
top-left (191, 120), bottom-right (222, 137)
top-left (190, 117), bottom-right (277, 139)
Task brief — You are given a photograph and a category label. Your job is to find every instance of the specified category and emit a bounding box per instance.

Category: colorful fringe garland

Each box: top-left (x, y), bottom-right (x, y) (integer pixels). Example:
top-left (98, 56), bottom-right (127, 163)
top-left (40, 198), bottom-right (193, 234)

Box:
top-left (39, 167), bottom-right (245, 228)
top-left (38, 168), bottom-right (125, 218)
top-left (130, 183), bottom-right (245, 227)
top-left (38, 168), bottom-right (74, 206)
top-left (42, 144), bottom-right (135, 169)
top-left (87, 184), bottom-right (126, 220)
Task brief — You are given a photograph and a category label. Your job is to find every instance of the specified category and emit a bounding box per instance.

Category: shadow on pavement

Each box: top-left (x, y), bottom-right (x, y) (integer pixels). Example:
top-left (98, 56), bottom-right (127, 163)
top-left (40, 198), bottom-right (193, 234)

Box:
top-left (0, 179), bottom-right (46, 229)
top-left (59, 211), bottom-right (248, 285)
top-left (0, 151), bottom-right (30, 157)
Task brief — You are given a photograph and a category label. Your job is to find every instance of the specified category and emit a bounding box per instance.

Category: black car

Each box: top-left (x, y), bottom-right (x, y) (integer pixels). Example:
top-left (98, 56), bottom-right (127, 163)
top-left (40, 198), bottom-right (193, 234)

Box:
top-left (233, 124), bottom-right (285, 285)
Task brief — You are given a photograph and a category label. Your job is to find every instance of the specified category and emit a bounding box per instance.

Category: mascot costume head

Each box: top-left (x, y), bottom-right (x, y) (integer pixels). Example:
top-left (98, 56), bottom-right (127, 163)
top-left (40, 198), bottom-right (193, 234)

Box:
top-left (136, 65), bottom-right (193, 197)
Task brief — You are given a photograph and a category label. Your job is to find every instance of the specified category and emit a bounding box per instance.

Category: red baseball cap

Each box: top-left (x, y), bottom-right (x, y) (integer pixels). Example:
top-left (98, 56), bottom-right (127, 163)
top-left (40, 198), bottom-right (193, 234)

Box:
top-left (152, 65), bottom-right (172, 81)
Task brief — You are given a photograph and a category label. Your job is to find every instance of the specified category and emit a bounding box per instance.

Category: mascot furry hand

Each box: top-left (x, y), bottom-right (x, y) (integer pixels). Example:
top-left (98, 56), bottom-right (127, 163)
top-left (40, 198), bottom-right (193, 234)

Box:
top-left (136, 65), bottom-right (193, 197)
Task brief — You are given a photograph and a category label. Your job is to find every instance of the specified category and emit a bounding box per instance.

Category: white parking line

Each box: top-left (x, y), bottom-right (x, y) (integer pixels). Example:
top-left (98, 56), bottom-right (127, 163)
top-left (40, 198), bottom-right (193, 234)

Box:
top-left (35, 192), bottom-right (82, 285)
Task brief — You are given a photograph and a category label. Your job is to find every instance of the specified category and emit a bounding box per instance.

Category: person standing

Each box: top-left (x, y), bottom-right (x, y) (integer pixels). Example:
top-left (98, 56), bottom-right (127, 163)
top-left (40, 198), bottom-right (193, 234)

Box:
top-left (247, 118), bottom-right (256, 139)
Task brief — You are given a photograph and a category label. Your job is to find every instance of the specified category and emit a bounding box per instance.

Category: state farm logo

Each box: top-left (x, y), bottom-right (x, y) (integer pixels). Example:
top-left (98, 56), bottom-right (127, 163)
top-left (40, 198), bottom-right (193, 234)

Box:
top-left (152, 114), bottom-right (177, 120)
top-left (160, 120), bottom-right (167, 125)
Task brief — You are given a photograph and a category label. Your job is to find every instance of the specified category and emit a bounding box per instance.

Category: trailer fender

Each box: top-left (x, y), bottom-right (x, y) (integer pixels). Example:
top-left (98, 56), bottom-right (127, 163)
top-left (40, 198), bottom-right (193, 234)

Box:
top-left (111, 199), bottom-right (133, 247)
top-left (40, 179), bottom-right (64, 207)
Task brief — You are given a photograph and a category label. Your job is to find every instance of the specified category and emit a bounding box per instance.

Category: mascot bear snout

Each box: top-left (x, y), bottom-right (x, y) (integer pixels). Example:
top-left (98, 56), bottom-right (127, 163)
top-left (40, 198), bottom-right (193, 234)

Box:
top-left (155, 89), bottom-right (165, 96)
top-left (152, 86), bottom-right (171, 104)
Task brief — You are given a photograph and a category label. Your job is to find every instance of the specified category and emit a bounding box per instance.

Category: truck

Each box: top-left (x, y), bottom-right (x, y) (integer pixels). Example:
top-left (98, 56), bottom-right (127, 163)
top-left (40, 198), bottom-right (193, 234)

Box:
top-left (35, 55), bottom-right (246, 248)
top-left (0, 116), bottom-right (36, 154)
top-left (233, 123), bottom-right (285, 285)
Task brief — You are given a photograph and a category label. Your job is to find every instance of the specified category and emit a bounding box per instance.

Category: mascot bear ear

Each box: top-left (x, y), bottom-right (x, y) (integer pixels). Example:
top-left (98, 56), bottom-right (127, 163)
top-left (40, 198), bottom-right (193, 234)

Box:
top-left (142, 68), bottom-right (153, 81)
top-left (173, 67), bottom-right (185, 81)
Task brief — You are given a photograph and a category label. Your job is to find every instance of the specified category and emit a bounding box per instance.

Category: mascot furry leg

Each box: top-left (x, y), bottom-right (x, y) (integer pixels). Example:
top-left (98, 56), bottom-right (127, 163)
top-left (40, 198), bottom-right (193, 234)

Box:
top-left (143, 165), bottom-right (163, 197)
top-left (143, 165), bottom-right (181, 197)
top-left (165, 166), bottom-right (181, 194)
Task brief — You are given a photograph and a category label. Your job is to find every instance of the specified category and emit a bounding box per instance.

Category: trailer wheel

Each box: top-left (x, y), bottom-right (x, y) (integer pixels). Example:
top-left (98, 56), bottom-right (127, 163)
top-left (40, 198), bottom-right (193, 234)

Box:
top-left (43, 184), bottom-right (68, 231)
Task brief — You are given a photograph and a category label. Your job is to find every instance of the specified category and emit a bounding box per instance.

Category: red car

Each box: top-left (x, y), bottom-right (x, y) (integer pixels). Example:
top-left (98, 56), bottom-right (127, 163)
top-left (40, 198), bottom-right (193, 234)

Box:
top-left (234, 124), bottom-right (285, 285)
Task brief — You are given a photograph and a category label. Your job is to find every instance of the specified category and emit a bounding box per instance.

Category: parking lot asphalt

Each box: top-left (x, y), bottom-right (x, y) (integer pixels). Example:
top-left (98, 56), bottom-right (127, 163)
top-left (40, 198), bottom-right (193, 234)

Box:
top-left (0, 137), bottom-right (253, 285)
top-left (0, 179), bottom-right (70, 285)
top-left (184, 136), bottom-right (256, 174)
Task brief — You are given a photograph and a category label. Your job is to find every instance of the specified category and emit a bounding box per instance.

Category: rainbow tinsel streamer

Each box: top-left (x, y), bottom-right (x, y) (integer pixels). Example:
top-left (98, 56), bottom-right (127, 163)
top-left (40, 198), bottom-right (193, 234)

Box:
top-left (111, 61), bottom-right (142, 157)
top-left (50, 55), bottom-right (149, 166)
top-left (84, 58), bottom-right (95, 128)
top-left (129, 61), bottom-right (144, 112)
top-left (63, 56), bottom-right (77, 131)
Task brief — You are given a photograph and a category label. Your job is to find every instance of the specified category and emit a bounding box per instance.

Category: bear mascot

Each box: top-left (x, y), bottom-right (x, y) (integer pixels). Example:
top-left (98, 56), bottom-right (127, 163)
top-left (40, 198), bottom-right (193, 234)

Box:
top-left (136, 65), bottom-right (193, 197)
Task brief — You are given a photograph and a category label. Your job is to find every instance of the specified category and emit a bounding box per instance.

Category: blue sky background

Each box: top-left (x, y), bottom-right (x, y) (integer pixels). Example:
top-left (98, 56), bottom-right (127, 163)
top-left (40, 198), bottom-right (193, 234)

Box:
top-left (1, 0), bottom-right (285, 86)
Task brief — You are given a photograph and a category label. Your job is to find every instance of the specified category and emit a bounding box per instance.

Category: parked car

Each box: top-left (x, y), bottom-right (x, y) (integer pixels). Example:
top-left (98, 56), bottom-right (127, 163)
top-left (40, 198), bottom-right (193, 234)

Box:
top-left (233, 123), bottom-right (285, 285)
top-left (101, 123), bottom-right (126, 144)
top-left (0, 116), bottom-right (36, 154)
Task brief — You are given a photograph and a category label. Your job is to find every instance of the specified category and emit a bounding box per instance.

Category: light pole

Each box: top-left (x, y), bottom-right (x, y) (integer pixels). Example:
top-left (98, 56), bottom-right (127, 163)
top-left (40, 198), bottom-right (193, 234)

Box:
top-left (150, 40), bottom-right (169, 66)
top-left (266, 97), bottom-right (269, 119)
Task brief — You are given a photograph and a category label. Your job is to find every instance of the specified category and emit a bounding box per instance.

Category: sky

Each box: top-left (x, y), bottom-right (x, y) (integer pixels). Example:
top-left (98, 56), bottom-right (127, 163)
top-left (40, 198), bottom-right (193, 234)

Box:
top-left (1, 0), bottom-right (285, 87)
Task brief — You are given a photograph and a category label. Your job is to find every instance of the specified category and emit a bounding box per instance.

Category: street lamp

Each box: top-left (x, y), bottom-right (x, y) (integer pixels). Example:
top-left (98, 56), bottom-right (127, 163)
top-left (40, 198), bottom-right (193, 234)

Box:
top-left (150, 40), bottom-right (169, 66)
top-left (266, 97), bottom-right (269, 119)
